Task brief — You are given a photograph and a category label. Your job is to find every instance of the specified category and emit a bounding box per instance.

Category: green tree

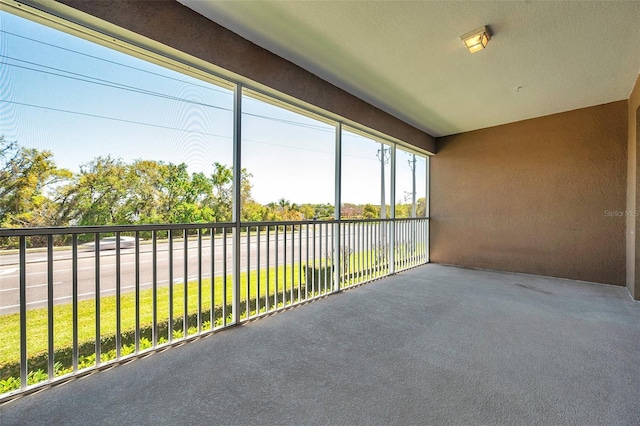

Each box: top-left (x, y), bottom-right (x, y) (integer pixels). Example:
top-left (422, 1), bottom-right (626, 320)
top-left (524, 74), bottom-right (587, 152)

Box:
top-left (56, 156), bottom-right (131, 225)
top-left (362, 203), bottom-right (379, 219)
top-left (0, 137), bottom-right (71, 227)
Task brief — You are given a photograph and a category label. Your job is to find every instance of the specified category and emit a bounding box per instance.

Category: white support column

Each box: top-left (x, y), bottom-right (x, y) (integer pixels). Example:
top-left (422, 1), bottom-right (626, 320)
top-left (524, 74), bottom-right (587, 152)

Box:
top-left (390, 143), bottom-right (396, 274)
top-left (333, 123), bottom-right (342, 292)
top-left (425, 155), bottom-right (431, 263)
top-left (232, 83), bottom-right (242, 324)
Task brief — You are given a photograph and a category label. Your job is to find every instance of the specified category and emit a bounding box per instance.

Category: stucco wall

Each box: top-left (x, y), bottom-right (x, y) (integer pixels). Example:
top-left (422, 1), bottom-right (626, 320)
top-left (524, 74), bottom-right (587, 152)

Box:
top-left (628, 74), bottom-right (640, 298)
top-left (52, 0), bottom-right (435, 153)
top-left (432, 101), bottom-right (628, 286)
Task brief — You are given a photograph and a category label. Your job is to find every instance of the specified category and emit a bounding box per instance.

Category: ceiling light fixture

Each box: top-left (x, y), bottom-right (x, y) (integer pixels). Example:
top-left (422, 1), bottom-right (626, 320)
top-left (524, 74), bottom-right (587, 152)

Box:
top-left (461, 26), bottom-right (490, 53)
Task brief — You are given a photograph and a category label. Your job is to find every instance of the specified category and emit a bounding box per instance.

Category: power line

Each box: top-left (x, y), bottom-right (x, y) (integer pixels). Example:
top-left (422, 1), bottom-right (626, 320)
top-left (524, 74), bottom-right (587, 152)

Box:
top-left (1, 31), bottom-right (380, 139)
top-left (242, 137), bottom-right (334, 156)
top-left (242, 111), bottom-right (334, 133)
top-left (1, 59), bottom-right (234, 112)
top-left (0, 29), bottom-right (232, 96)
top-left (0, 99), bottom-right (233, 139)
top-left (2, 59), bottom-right (336, 133)
top-left (2, 99), bottom-right (340, 155)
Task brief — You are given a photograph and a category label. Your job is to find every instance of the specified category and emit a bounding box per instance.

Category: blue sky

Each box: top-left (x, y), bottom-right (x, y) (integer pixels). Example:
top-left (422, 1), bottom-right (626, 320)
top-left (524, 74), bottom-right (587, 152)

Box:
top-left (0, 10), bottom-right (426, 207)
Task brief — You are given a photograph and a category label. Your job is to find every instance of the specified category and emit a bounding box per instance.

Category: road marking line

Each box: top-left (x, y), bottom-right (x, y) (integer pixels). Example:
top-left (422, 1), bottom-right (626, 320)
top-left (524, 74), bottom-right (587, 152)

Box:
top-left (0, 282), bottom-right (64, 292)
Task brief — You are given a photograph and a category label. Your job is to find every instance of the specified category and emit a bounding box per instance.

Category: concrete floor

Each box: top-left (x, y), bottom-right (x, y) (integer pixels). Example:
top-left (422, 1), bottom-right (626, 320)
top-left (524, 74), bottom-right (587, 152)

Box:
top-left (1, 264), bottom-right (639, 425)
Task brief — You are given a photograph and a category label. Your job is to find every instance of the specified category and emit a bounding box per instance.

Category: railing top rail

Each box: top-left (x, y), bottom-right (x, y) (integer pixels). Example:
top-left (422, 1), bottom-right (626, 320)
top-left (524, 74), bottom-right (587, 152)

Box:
top-left (240, 219), bottom-right (338, 227)
top-left (339, 217), bottom-right (430, 224)
top-left (0, 222), bottom-right (235, 237)
top-left (0, 217), bottom-right (430, 237)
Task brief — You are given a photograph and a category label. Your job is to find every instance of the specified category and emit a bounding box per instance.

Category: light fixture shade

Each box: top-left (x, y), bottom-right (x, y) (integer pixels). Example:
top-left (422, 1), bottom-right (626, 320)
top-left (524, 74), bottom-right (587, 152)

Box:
top-left (461, 26), bottom-right (490, 53)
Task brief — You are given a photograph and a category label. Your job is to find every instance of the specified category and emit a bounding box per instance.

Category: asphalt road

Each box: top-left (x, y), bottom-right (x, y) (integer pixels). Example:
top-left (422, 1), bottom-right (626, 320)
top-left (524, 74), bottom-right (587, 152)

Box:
top-left (0, 228), bottom-right (345, 314)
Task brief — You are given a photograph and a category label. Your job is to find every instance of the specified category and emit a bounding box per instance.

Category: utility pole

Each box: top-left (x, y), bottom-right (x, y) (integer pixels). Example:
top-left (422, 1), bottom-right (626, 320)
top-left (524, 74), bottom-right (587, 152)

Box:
top-left (377, 143), bottom-right (391, 219)
top-left (408, 154), bottom-right (417, 218)
top-left (377, 144), bottom-right (391, 266)
top-left (408, 153), bottom-right (417, 256)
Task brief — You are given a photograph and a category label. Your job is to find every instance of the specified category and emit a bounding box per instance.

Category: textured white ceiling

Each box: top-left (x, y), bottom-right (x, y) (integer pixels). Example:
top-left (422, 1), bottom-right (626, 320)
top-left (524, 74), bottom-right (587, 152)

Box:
top-left (179, 0), bottom-right (640, 137)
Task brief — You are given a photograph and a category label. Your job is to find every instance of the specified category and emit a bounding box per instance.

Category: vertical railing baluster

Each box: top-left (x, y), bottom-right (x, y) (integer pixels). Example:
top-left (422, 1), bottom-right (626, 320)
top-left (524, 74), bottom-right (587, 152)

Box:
top-left (246, 226), bottom-right (250, 318)
top-left (298, 223), bottom-right (302, 302)
top-left (400, 221), bottom-right (404, 270)
top-left (327, 223), bottom-right (331, 291)
top-left (421, 219), bottom-right (425, 263)
top-left (380, 221), bottom-right (384, 275)
top-left (291, 225), bottom-right (295, 304)
top-left (266, 226), bottom-right (271, 312)
top-left (365, 222), bottom-right (370, 282)
top-left (324, 223), bottom-right (332, 294)
top-left (397, 221), bottom-right (401, 271)
top-left (135, 231), bottom-right (140, 353)
top-left (47, 235), bottom-right (54, 380)
top-left (390, 219), bottom-right (395, 276)
top-left (405, 220), bottom-right (409, 269)
top-left (409, 220), bottom-right (413, 266)
top-left (362, 222), bottom-right (366, 282)
top-left (369, 221), bottom-right (373, 280)
top-left (94, 233), bottom-right (101, 366)
top-left (330, 222), bottom-right (334, 291)
top-left (334, 222), bottom-right (347, 290)
top-left (223, 228), bottom-right (227, 326)
top-left (420, 219), bottom-right (423, 263)
top-left (197, 229), bottom-right (202, 333)
top-left (153, 230), bottom-right (158, 345)
top-left (359, 222), bottom-right (362, 282)
top-left (183, 229), bottom-right (188, 337)
top-left (372, 222), bottom-right (376, 278)
top-left (355, 222), bottom-right (358, 284)
top-left (312, 223), bottom-right (316, 296)
top-left (399, 220), bottom-right (403, 270)
top-left (425, 219), bottom-right (428, 263)
top-left (318, 224), bottom-right (323, 294)
top-left (360, 221), bottom-right (364, 283)
top-left (408, 220), bottom-right (411, 267)
top-left (211, 228), bottom-right (215, 328)
top-left (380, 221), bottom-right (383, 275)
top-left (359, 221), bottom-right (363, 283)
top-left (416, 220), bottom-right (420, 263)
top-left (257, 226), bottom-right (261, 314)
top-left (72, 235), bottom-right (78, 372)
top-left (413, 220), bottom-right (417, 264)
top-left (424, 219), bottom-right (427, 262)
top-left (345, 222), bottom-right (355, 286)
top-left (19, 236), bottom-right (27, 389)
top-left (346, 222), bottom-right (350, 286)
top-left (116, 232), bottom-right (121, 359)
top-left (340, 222), bottom-right (345, 289)
top-left (351, 222), bottom-right (355, 284)
top-left (420, 219), bottom-right (423, 264)
top-left (406, 220), bottom-right (409, 268)
top-left (374, 221), bottom-right (379, 278)
top-left (283, 225), bottom-right (287, 306)
top-left (168, 230), bottom-right (174, 342)
top-left (275, 226), bottom-right (278, 309)
top-left (404, 220), bottom-right (407, 268)
top-left (405, 220), bottom-right (408, 269)
top-left (427, 219), bottom-right (430, 263)
top-left (305, 223), bottom-right (309, 300)
top-left (351, 222), bottom-right (355, 286)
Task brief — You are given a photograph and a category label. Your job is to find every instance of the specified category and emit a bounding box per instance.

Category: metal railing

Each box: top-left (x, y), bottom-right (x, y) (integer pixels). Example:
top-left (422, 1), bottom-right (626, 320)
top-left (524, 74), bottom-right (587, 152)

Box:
top-left (0, 218), bottom-right (428, 399)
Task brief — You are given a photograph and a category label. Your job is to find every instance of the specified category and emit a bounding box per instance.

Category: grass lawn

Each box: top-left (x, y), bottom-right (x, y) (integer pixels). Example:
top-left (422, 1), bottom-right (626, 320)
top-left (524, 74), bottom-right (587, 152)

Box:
top-left (0, 261), bottom-right (331, 371)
